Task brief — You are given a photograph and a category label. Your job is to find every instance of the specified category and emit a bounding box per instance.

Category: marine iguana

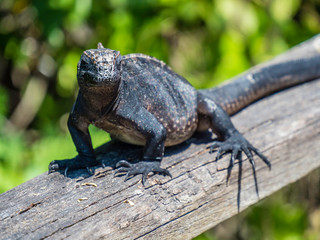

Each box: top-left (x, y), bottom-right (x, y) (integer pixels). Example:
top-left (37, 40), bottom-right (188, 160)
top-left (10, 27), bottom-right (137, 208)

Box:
top-left (49, 35), bottom-right (320, 185)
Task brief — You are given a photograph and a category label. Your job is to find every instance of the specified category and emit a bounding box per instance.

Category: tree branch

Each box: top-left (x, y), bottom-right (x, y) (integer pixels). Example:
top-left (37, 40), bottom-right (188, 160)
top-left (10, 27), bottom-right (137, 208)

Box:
top-left (0, 79), bottom-right (320, 240)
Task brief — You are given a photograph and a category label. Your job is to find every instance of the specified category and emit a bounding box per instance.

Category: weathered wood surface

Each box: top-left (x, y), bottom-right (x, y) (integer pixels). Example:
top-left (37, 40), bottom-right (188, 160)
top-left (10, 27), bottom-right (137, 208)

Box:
top-left (0, 79), bottom-right (320, 240)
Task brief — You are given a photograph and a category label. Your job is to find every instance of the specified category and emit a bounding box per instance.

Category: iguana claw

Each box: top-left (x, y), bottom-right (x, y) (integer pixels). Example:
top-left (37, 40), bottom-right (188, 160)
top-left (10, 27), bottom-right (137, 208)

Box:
top-left (115, 160), bottom-right (172, 185)
top-left (210, 130), bottom-right (271, 184)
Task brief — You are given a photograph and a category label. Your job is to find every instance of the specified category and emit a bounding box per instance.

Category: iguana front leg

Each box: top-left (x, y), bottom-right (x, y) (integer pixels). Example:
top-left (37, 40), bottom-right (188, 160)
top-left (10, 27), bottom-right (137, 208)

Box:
top-left (197, 92), bottom-right (271, 180)
top-left (115, 107), bottom-right (171, 185)
top-left (48, 110), bottom-right (98, 175)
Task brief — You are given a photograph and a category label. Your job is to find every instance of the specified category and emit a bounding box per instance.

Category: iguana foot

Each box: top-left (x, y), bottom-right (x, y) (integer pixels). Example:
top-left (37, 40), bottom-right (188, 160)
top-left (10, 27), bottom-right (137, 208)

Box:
top-left (48, 156), bottom-right (98, 176)
top-left (115, 160), bottom-right (172, 185)
top-left (210, 131), bottom-right (271, 182)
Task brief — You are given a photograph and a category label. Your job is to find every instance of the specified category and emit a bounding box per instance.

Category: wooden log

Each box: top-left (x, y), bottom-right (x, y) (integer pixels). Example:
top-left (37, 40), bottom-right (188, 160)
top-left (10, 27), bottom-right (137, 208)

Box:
top-left (0, 78), bottom-right (320, 240)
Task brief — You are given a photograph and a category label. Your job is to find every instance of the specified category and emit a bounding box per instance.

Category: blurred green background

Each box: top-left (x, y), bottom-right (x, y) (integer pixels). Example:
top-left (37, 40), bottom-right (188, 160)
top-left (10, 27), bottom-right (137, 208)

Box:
top-left (0, 0), bottom-right (319, 239)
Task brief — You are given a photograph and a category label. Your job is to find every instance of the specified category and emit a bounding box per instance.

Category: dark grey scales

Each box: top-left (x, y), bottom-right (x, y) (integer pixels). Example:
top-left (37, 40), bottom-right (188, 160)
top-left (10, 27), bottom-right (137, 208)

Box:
top-left (49, 35), bottom-right (320, 185)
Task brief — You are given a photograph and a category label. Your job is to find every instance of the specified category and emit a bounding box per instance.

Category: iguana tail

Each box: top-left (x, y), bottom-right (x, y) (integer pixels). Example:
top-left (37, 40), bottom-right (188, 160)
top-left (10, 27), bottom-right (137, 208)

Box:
top-left (199, 34), bottom-right (320, 115)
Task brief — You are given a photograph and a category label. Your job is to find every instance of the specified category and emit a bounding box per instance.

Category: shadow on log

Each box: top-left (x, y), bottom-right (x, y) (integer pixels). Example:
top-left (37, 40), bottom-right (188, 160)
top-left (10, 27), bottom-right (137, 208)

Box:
top-left (0, 80), bottom-right (320, 239)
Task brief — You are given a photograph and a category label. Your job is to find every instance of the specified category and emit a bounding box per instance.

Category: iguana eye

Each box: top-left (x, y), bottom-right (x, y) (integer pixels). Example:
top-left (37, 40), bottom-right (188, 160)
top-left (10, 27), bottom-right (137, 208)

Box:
top-left (80, 59), bottom-right (90, 71)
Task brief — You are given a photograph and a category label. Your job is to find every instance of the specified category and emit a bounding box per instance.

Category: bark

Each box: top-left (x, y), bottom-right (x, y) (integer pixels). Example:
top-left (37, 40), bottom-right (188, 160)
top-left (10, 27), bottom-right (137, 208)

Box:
top-left (0, 79), bottom-right (319, 240)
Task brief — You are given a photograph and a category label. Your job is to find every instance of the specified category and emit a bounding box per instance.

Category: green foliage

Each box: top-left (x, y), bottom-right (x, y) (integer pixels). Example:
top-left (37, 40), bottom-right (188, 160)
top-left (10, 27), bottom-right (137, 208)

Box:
top-left (0, 0), bottom-right (320, 238)
top-left (246, 199), bottom-right (308, 240)
top-left (199, 180), bottom-right (320, 240)
top-left (194, 233), bottom-right (217, 240)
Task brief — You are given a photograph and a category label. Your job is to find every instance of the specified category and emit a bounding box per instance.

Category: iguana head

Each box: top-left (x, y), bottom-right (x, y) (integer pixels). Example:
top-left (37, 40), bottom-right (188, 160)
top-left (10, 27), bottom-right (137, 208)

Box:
top-left (77, 43), bottom-right (122, 88)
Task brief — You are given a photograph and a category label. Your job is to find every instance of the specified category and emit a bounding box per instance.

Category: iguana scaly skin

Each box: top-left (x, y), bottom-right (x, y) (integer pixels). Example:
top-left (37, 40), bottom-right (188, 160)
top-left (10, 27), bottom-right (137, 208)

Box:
top-left (49, 35), bottom-right (320, 185)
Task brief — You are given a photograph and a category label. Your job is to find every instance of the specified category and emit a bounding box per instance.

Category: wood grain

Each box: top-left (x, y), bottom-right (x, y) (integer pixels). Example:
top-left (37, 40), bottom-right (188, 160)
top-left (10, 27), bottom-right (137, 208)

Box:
top-left (0, 79), bottom-right (319, 240)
